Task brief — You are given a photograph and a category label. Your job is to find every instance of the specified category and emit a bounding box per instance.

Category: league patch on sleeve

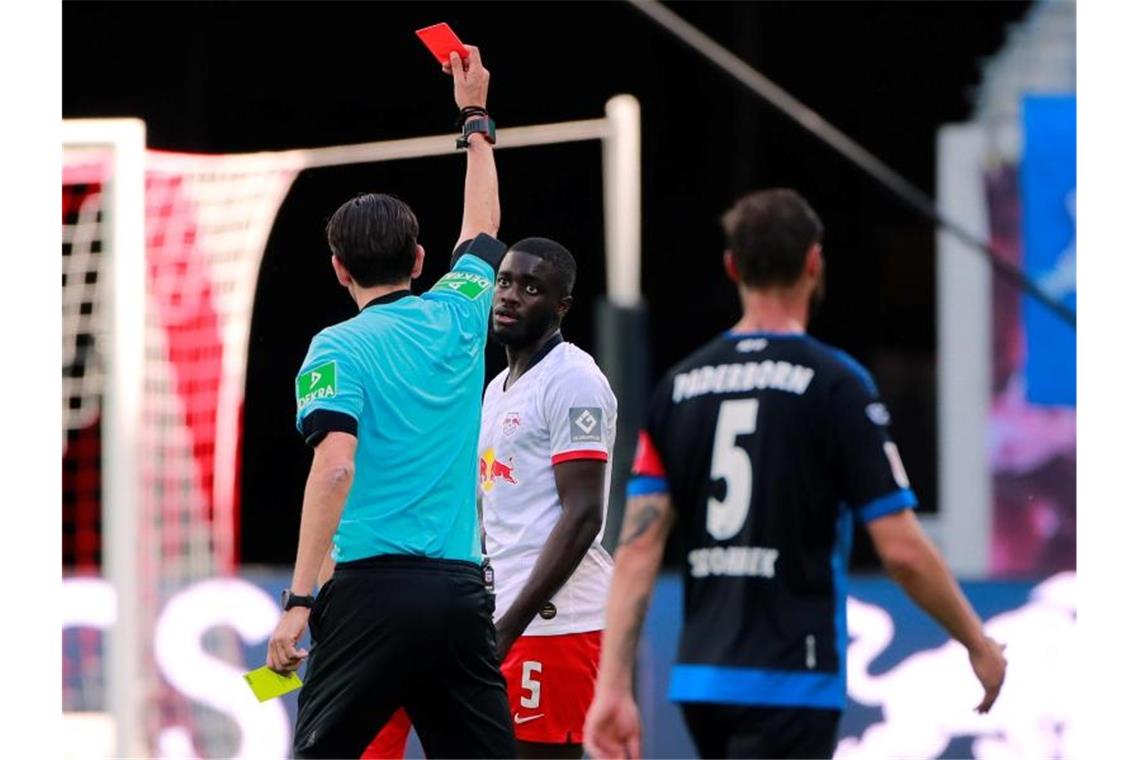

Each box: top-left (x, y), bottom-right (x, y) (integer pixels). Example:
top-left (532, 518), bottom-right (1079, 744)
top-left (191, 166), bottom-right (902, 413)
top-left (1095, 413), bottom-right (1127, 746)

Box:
top-left (866, 402), bottom-right (892, 426)
top-left (430, 270), bottom-right (493, 300)
top-left (569, 406), bottom-right (604, 443)
top-left (297, 361), bottom-right (337, 410)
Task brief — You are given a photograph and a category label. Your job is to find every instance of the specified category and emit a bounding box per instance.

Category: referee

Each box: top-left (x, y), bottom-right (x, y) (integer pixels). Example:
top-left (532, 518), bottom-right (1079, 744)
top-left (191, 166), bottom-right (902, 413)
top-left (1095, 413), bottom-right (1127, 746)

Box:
top-left (266, 46), bottom-right (515, 758)
top-left (585, 189), bottom-right (1007, 758)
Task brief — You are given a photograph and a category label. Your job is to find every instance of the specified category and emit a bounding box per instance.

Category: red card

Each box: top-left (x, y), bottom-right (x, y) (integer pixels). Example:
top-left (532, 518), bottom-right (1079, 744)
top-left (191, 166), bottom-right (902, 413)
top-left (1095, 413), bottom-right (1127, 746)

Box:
top-left (415, 23), bottom-right (469, 65)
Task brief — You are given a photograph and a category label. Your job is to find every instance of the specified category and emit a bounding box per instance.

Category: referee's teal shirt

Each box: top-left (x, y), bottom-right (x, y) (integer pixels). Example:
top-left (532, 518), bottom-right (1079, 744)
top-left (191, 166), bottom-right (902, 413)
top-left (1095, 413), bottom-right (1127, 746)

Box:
top-left (294, 237), bottom-right (504, 564)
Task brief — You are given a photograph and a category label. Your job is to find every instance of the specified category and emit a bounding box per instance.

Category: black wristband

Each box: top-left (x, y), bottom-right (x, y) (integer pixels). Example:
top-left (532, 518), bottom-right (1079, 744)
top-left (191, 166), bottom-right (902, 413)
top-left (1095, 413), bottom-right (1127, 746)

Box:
top-left (281, 590), bottom-right (315, 611)
top-left (455, 106), bottom-right (488, 128)
top-left (456, 116), bottom-right (496, 149)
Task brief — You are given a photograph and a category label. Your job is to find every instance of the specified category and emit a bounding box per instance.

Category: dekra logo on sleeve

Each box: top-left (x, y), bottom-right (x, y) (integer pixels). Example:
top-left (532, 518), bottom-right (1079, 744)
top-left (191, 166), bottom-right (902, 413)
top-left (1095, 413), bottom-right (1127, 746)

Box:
top-left (297, 361), bottom-right (337, 410)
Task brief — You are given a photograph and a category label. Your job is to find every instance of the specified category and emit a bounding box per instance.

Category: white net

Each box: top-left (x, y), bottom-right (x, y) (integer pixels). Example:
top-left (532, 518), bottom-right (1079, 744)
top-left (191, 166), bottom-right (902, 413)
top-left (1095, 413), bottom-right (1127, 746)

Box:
top-left (63, 145), bottom-right (302, 755)
top-left (139, 153), bottom-right (301, 582)
top-left (63, 153), bottom-right (112, 573)
top-left (141, 155), bottom-right (301, 755)
top-left (63, 155), bottom-right (112, 725)
top-left (63, 153), bottom-right (110, 445)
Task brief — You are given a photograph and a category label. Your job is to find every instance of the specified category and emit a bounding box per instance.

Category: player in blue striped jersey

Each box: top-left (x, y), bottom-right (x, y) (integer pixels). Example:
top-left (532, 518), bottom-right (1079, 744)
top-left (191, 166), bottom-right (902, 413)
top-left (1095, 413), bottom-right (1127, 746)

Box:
top-left (586, 189), bottom-right (1006, 759)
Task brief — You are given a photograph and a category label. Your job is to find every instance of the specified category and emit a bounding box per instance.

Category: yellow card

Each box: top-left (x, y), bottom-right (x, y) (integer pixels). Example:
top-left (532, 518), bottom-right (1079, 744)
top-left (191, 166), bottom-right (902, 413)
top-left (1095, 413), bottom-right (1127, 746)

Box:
top-left (243, 666), bottom-right (303, 702)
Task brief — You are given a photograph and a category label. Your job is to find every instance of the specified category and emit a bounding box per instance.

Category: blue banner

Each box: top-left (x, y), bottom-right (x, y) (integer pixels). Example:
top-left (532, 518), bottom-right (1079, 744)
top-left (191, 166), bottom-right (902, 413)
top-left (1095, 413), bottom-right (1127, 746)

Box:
top-left (1021, 95), bottom-right (1076, 406)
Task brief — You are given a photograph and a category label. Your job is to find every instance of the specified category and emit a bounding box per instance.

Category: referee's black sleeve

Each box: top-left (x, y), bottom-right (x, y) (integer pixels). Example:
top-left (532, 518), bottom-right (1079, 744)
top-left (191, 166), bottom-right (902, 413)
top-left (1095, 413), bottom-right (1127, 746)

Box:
top-left (451, 233), bottom-right (507, 271)
top-left (301, 410), bottom-right (358, 447)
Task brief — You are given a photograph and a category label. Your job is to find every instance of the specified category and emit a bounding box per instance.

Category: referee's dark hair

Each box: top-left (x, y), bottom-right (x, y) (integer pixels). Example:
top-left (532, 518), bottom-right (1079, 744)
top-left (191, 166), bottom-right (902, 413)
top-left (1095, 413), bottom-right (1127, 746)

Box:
top-left (326, 193), bottom-right (420, 287)
top-left (721, 189), bottom-right (824, 288)
top-left (508, 237), bottom-right (577, 297)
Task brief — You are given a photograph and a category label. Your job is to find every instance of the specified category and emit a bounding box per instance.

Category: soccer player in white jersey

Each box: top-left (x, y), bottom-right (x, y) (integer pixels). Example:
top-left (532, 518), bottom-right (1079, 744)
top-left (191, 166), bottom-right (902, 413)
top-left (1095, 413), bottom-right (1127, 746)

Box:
top-left (480, 236), bottom-right (618, 758)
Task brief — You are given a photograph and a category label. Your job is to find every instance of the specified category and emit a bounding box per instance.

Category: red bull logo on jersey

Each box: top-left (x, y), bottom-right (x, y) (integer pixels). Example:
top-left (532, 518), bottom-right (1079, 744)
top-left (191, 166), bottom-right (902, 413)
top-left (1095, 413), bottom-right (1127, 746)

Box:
top-left (480, 448), bottom-right (519, 492)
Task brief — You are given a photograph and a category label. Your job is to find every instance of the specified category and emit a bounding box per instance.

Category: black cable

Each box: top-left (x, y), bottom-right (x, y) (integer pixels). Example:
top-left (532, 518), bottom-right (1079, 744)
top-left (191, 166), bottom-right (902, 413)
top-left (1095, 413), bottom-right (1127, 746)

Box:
top-left (627, 0), bottom-right (1076, 327)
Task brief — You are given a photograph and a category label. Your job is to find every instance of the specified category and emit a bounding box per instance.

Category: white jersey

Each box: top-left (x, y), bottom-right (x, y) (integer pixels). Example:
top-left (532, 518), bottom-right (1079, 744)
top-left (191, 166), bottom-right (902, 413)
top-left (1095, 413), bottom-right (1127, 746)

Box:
top-left (479, 341), bottom-right (617, 636)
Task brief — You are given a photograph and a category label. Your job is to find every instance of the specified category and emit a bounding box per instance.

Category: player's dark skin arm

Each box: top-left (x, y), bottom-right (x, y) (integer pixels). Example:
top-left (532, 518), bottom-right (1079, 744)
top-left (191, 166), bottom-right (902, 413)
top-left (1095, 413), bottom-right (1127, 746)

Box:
top-left (495, 459), bottom-right (606, 661)
top-left (494, 459), bottom-right (605, 759)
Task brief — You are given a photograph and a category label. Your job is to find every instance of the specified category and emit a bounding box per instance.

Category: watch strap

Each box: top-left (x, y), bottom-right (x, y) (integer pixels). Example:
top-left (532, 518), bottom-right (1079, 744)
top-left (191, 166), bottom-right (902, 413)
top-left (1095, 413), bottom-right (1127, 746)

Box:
top-left (457, 116), bottom-right (496, 149)
top-left (281, 590), bottom-right (315, 611)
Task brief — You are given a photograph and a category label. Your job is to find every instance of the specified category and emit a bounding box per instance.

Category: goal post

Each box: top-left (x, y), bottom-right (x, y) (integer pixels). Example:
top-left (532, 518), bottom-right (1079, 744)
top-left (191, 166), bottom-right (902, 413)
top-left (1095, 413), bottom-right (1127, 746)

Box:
top-left (602, 94), bottom-right (642, 309)
top-left (62, 118), bottom-right (148, 758)
top-left (598, 94), bottom-right (647, 550)
top-left (63, 97), bottom-right (642, 757)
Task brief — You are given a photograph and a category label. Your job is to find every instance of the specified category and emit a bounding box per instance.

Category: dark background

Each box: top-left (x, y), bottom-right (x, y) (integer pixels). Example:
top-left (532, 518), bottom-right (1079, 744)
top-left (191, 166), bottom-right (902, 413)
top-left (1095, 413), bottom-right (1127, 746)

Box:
top-left (63, 1), bottom-right (1031, 567)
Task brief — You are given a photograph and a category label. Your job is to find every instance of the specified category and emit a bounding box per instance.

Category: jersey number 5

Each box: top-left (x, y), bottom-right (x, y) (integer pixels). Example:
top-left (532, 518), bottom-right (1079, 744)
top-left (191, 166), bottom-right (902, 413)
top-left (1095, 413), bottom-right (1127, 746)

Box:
top-left (521, 660), bottom-right (542, 709)
top-left (707, 398), bottom-right (758, 540)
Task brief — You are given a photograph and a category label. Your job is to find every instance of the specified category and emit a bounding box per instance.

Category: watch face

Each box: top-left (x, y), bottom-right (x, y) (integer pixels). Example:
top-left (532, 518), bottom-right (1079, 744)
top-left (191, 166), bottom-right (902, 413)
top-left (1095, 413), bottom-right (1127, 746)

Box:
top-left (280, 589), bottom-right (290, 610)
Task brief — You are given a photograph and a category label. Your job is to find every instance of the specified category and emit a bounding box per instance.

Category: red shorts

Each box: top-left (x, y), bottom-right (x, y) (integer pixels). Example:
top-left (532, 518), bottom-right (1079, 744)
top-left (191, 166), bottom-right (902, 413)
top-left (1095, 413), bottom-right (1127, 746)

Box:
top-left (360, 631), bottom-right (601, 756)
top-left (501, 631), bottom-right (602, 744)
top-left (361, 708), bottom-right (411, 759)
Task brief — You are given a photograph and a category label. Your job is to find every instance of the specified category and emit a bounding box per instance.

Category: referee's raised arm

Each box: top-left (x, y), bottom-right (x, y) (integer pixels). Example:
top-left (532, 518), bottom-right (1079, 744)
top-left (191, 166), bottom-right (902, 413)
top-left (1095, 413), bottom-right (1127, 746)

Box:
top-left (445, 45), bottom-right (500, 249)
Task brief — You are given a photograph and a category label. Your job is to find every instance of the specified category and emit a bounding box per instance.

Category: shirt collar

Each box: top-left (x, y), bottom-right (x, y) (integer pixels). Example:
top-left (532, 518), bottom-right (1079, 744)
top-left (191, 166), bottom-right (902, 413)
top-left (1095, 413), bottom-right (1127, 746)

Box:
top-left (363, 289), bottom-right (413, 310)
top-left (504, 331), bottom-right (565, 392)
top-left (526, 331), bottom-right (565, 372)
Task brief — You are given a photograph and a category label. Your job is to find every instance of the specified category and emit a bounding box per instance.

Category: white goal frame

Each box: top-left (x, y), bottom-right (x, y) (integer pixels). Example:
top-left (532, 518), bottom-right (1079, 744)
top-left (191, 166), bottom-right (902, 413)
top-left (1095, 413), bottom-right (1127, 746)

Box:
top-left (62, 118), bottom-right (148, 758)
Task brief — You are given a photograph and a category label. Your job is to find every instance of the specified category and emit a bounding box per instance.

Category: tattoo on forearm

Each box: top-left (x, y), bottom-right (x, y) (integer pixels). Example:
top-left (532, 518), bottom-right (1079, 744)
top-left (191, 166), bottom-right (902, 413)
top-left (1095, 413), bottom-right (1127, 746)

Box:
top-left (621, 593), bottom-right (650, 661)
top-left (620, 503), bottom-right (662, 546)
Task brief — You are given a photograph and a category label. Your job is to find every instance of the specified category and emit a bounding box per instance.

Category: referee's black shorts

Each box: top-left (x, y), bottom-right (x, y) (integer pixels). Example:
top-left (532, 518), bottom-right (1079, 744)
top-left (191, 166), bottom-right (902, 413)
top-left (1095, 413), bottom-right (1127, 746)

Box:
top-left (680, 702), bottom-right (841, 759)
top-left (293, 554), bottom-right (515, 759)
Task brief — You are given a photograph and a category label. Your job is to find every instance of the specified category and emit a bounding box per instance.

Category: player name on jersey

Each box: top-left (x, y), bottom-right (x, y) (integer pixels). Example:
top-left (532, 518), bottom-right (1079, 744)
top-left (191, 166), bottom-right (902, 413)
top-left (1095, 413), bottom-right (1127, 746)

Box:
top-left (672, 360), bottom-right (815, 403)
top-left (688, 545), bottom-right (780, 579)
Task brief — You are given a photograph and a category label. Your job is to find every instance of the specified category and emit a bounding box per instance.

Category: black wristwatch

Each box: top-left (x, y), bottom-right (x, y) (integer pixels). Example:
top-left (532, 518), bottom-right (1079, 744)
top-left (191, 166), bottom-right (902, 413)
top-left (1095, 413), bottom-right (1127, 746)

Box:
top-left (281, 589), bottom-right (315, 611)
top-left (457, 116), bottom-right (496, 149)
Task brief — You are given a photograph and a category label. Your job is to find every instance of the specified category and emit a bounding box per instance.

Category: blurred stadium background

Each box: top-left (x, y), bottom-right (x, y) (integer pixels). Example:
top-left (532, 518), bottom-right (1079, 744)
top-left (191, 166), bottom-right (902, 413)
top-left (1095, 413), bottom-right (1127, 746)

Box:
top-left (62, 2), bottom-right (1075, 758)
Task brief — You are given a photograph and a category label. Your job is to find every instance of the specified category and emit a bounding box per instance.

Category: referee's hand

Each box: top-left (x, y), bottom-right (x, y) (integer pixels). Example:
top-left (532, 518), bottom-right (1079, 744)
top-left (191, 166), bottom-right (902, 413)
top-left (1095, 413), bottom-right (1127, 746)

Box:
top-left (443, 45), bottom-right (489, 111)
top-left (266, 607), bottom-right (310, 675)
